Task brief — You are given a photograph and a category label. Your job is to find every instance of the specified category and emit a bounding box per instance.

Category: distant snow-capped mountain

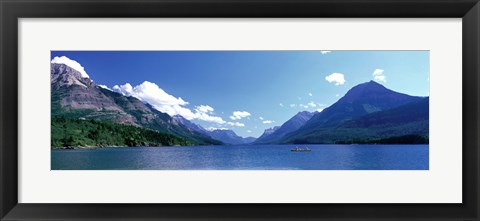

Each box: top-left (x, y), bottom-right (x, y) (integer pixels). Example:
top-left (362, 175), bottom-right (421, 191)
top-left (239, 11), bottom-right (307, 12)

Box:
top-left (173, 115), bottom-right (256, 145)
top-left (254, 111), bottom-right (314, 144)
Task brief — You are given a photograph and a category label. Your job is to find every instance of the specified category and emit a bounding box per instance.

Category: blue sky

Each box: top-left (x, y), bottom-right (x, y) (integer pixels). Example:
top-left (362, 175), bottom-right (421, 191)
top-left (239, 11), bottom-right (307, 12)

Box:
top-left (51, 51), bottom-right (429, 137)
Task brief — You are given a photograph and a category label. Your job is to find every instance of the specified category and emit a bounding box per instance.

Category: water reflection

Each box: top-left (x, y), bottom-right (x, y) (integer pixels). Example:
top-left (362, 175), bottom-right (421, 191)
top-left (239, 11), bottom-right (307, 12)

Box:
top-left (52, 144), bottom-right (429, 170)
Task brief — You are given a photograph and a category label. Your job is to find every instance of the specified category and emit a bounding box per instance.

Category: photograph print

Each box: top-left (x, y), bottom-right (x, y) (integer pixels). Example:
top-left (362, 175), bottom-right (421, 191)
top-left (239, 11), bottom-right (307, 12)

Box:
top-left (51, 51), bottom-right (429, 170)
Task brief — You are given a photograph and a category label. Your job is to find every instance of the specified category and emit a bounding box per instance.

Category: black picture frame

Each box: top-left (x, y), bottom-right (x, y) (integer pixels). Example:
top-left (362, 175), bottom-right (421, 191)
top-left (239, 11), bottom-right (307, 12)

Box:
top-left (1, 0), bottom-right (479, 220)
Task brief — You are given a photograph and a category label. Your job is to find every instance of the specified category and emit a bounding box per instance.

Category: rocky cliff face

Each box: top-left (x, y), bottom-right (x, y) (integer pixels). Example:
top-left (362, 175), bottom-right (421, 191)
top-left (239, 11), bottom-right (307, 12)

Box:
top-left (51, 63), bottom-right (94, 89)
top-left (51, 63), bottom-right (138, 124)
top-left (51, 63), bottom-right (221, 145)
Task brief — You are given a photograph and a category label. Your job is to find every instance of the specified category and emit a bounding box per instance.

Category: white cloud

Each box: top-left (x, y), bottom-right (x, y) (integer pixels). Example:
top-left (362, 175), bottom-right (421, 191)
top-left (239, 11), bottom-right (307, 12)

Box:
top-left (229, 111), bottom-right (251, 120)
top-left (320, 51), bottom-right (331, 54)
top-left (247, 130), bottom-right (252, 133)
top-left (113, 81), bottom-right (188, 108)
top-left (262, 120), bottom-right (274, 124)
top-left (279, 103), bottom-right (284, 107)
top-left (112, 81), bottom-right (225, 124)
top-left (51, 56), bottom-right (90, 78)
top-left (290, 104), bottom-right (296, 107)
top-left (372, 69), bottom-right (384, 76)
top-left (309, 93), bottom-right (313, 97)
top-left (336, 94), bottom-right (340, 97)
top-left (307, 101), bottom-right (316, 107)
top-left (374, 75), bottom-right (387, 83)
top-left (207, 127), bottom-right (228, 131)
top-left (194, 112), bottom-right (226, 124)
top-left (372, 69), bottom-right (387, 83)
top-left (302, 105), bottom-right (309, 109)
top-left (195, 105), bottom-right (214, 113)
top-left (112, 83), bottom-right (134, 96)
top-left (325, 73), bottom-right (345, 85)
top-left (259, 117), bottom-right (264, 120)
top-left (227, 122), bottom-right (245, 127)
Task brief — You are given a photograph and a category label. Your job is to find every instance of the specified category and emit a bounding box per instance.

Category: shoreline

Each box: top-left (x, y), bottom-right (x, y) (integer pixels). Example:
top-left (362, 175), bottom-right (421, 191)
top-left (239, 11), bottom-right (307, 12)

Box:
top-left (51, 143), bottom-right (429, 150)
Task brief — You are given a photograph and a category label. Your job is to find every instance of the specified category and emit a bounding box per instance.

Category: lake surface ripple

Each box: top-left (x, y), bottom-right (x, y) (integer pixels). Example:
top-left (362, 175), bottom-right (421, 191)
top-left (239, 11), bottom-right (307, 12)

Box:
top-left (51, 144), bottom-right (429, 170)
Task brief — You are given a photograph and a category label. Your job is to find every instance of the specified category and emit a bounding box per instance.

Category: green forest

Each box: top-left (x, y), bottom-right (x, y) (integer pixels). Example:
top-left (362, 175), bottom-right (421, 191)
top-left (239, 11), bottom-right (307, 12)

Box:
top-left (51, 117), bottom-right (195, 148)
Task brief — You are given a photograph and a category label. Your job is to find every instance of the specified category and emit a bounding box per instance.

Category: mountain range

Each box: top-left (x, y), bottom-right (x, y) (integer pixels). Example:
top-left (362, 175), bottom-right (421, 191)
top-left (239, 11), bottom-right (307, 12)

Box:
top-left (52, 62), bottom-right (428, 146)
top-left (173, 115), bottom-right (256, 145)
top-left (51, 63), bottom-right (222, 146)
top-left (207, 129), bottom-right (256, 145)
top-left (283, 97), bottom-right (429, 144)
top-left (267, 81), bottom-right (428, 144)
top-left (254, 111), bottom-right (314, 144)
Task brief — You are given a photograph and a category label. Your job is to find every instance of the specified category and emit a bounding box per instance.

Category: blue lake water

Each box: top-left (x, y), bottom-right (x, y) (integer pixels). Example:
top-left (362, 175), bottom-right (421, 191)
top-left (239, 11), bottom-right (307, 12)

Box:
top-left (51, 144), bottom-right (428, 170)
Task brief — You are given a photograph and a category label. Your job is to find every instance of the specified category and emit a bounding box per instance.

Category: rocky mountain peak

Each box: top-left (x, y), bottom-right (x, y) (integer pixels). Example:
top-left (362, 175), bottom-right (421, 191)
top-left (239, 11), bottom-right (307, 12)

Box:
top-left (51, 63), bottom-right (95, 89)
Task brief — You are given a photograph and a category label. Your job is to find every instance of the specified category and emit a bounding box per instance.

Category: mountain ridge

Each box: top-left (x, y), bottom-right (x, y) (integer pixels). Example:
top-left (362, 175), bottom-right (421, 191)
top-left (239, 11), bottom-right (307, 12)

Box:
top-left (52, 63), bottom-right (428, 146)
top-left (283, 97), bottom-right (429, 144)
top-left (51, 63), bottom-right (222, 145)
top-left (173, 115), bottom-right (256, 145)
top-left (254, 111), bottom-right (314, 144)
top-left (281, 80), bottom-right (425, 142)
